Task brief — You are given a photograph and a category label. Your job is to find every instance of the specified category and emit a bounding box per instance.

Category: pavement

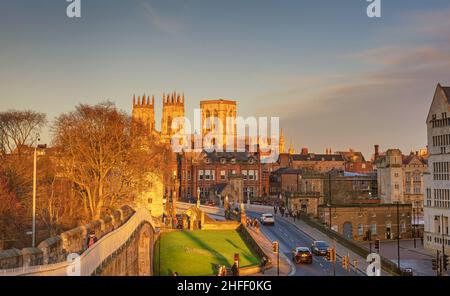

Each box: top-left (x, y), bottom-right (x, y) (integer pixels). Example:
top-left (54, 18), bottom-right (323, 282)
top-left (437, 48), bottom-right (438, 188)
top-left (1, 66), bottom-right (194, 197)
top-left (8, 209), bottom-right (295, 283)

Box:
top-left (359, 239), bottom-right (447, 276)
top-left (245, 226), bottom-right (293, 276)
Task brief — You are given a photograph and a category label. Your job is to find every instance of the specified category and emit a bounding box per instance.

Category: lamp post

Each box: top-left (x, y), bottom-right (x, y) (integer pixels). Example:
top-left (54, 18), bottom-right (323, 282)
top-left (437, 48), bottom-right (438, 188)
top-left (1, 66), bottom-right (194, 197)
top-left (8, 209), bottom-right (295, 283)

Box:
top-left (441, 214), bottom-right (446, 273)
top-left (413, 208), bottom-right (417, 248)
top-left (32, 144), bottom-right (37, 248)
top-left (396, 202), bottom-right (401, 270)
top-left (32, 138), bottom-right (44, 248)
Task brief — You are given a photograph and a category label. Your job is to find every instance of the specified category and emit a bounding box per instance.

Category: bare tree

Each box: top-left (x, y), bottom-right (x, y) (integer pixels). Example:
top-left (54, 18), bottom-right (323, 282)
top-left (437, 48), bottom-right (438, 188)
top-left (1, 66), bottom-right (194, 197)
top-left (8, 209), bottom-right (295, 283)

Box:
top-left (53, 102), bottom-right (169, 220)
top-left (0, 110), bottom-right (46, 158)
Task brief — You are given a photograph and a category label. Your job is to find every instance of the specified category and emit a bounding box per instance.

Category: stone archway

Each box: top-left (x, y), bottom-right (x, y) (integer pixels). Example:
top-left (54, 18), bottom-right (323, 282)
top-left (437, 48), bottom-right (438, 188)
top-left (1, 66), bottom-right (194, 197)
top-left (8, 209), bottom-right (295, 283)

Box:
top-left (343, 221), bottom-right (353, 239)
top-left (138, 225), bottom-right (152, 276)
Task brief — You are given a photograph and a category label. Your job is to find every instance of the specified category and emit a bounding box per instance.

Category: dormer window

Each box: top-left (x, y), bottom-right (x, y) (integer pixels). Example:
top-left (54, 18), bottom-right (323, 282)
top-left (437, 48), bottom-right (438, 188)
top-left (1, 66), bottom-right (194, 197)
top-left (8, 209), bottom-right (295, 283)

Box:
top-left (220, 158), bottom-right (226, 164)
top-left (231, 158), bottom-right (236, 164)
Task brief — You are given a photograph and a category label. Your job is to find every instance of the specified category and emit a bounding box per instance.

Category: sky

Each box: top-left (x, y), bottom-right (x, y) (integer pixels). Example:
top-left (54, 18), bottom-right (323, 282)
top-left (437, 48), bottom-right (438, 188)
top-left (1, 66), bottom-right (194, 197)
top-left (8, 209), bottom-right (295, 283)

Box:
top-left (1, 0), bottom-right (450, 158)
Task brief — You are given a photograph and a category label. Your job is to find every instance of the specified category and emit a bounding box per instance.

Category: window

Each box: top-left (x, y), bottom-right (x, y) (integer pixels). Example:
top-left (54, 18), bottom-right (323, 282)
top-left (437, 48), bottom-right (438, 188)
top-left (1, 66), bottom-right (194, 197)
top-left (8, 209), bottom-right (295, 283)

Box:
top-left (242, 170), bottom-right (248, 180)
top-left (357, 224), bottom-right (364, 236)
top-left (400, 221), bottom-right (406, 233)
top-left (220, 170), bottom-right (226, 181)
top-left (371, 223), bottom-right (377, 235)
top-left (187, 170), bottom-right (191, 181)
top-left (394, 184), bottom-right (399, 190)
top-left (205, 170), bottom-right (210, 180)
top-left (249, 170), bottom-right (255, 180)
top-left (198, 170), bottom-right (204, 180)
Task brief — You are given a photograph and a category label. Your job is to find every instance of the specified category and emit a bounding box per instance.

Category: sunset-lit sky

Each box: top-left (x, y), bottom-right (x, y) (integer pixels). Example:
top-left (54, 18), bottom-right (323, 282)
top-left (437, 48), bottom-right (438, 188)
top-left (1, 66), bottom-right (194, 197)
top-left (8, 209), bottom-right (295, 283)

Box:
top-left (1, 0), bottom-right (450, 158)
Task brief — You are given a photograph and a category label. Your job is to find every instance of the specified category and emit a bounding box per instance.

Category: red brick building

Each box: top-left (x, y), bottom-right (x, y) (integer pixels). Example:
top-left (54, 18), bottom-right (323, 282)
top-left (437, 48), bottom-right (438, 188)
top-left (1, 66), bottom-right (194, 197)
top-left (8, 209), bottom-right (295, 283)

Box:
top-left (177, 150), bottom-right (264, 203)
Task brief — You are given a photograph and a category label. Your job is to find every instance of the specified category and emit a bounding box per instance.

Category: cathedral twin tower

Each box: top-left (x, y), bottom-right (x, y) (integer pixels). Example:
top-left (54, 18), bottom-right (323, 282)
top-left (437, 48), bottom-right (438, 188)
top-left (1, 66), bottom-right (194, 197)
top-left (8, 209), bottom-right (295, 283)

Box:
top-left (132, 92), bottom-right (185, 141)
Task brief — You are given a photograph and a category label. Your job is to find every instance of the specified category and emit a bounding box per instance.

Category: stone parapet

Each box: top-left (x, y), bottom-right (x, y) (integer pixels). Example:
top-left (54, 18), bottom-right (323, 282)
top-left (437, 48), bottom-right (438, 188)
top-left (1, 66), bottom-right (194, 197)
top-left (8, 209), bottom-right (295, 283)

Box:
top-left (0, 205), bottom-right (135, 271)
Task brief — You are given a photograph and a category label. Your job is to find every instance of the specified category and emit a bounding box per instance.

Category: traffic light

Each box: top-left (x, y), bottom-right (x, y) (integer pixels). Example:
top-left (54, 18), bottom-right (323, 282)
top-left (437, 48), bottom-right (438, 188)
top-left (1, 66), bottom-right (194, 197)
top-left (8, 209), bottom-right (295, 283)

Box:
top-left (444, 254), bottom-right (449, 271)
top-left (432, 258), bottom-right (438, 271)
top-left (272, 241), bottom-right (279, 254)
top-left (326, 248), bottom-right (332, 261)
top-left (375, 239), bottom-right (380, 250)
top-left (342, 256), bottom-right (347, 269)
top-left (331, 248), bottom-right (336, 262)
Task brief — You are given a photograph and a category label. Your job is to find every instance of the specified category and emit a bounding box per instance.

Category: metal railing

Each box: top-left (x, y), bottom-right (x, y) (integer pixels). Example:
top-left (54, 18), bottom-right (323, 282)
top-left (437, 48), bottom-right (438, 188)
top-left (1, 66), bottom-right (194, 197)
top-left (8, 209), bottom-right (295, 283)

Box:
top-left (0, 208), bottom-right (155, 276)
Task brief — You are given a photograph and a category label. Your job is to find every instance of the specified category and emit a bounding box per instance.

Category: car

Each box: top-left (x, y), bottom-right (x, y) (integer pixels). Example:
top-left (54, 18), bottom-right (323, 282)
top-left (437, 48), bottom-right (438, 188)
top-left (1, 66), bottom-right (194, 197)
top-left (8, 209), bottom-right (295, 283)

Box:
top-left (260, 213), bottom-right (275, 225)
top-left (292, 247), bottom-right (313, 264)
top-left (311, 241), bottom-right (329, 256)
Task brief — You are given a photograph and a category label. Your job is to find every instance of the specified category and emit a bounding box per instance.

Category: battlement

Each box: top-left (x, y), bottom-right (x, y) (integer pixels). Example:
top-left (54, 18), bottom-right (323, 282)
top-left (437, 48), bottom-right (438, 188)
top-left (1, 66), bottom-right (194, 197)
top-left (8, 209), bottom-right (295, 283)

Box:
top-left (163, 92), bottom-right (185, 106)
top-left (133, 94), bottom-right (155, 108)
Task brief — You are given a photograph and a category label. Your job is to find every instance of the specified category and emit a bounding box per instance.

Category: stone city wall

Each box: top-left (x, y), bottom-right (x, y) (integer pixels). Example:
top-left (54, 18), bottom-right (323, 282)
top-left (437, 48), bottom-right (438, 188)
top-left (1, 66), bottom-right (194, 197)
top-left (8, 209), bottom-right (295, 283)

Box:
top-left (0, 205), bottom-right (135, 270)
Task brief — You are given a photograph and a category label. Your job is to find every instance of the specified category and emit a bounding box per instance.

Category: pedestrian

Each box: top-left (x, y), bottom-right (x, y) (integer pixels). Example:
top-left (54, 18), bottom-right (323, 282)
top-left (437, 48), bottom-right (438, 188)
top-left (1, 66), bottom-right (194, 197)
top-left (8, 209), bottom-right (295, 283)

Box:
top-left (87, 231), bottom-right (97, 248)
top-left (261, 257), bottom-right (268, 274)
top-left (231, 262), bottom-right (239, 276)
top-left (255, 220), bottom-right (260, 233)
top-left (293, 213), bottom-right (296, 222)
top-left (173, 216), bottom-right (178, 229)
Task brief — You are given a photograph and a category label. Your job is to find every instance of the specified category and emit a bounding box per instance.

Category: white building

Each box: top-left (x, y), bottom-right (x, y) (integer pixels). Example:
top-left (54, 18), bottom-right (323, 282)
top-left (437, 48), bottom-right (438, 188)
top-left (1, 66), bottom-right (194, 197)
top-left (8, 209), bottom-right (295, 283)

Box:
top-left (424, 83), bottom-right (450, 253)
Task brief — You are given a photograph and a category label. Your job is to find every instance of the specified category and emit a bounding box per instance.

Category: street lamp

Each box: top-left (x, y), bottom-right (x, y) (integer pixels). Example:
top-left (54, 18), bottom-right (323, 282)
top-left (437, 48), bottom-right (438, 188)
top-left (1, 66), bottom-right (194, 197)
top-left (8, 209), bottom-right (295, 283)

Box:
top-left (32, 137), bottom-right (45, 248)
top-left (395, 201), bottom-right (401, 270)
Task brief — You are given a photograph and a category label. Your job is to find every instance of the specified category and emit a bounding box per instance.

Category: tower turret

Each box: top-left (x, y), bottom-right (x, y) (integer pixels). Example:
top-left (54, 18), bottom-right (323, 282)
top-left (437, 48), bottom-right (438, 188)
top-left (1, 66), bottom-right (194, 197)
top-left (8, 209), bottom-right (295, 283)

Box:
top-left (132, 93), bottom-right (156, 134)
top-left (162, 91), bottom-right (185, 143)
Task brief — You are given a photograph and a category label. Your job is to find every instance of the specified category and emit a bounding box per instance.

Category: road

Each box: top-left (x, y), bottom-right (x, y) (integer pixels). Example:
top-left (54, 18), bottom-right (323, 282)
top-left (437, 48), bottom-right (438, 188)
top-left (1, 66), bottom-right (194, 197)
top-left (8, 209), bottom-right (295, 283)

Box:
top-left (247, 212), bottom-right (360, 276)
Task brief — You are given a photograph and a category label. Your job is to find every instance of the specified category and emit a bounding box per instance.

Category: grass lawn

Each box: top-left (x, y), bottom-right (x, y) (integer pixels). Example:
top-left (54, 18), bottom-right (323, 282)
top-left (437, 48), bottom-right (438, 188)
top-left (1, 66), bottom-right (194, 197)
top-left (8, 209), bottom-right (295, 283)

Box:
top-left (153, 230), bottom-right (260, 276)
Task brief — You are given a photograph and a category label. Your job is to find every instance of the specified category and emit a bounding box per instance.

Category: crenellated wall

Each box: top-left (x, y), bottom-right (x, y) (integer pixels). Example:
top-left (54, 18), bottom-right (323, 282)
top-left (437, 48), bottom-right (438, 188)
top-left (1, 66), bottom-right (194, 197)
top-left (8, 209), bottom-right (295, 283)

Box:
top-left (0, 205), bottom-right (136, 270)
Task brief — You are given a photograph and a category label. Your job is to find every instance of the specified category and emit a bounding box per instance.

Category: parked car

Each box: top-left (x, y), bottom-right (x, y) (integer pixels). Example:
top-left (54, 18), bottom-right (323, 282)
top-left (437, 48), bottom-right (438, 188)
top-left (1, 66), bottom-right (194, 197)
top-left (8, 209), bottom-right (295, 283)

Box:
top-left (311, 241), bottom-right (329, 256)
top-left (292, 247), bottom-right (313, 264)
top-left (260, 213), bottom-right (275, 225)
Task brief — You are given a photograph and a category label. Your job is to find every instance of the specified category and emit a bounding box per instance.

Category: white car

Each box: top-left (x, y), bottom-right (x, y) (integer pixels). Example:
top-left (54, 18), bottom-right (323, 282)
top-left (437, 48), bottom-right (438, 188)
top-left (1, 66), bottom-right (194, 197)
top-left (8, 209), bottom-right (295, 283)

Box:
top-left (260, 213), bottom-right (275, 225)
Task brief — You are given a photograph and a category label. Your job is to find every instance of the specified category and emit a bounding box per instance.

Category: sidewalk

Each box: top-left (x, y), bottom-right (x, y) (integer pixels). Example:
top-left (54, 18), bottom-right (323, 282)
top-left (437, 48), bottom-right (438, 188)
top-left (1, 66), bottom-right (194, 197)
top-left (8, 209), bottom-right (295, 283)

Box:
top-left (278, 215), bottom-right (390, 276)
top-left (245, 226), bottom-right (294, 276)
top-left (360, 239), bottom-right (443, 276)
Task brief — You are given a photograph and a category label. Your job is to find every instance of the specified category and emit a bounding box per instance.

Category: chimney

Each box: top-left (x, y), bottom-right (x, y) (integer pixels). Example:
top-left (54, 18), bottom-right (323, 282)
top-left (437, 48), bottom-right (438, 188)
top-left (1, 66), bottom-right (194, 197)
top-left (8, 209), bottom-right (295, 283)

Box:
top-left (374, 145), bottom-right (379, 160)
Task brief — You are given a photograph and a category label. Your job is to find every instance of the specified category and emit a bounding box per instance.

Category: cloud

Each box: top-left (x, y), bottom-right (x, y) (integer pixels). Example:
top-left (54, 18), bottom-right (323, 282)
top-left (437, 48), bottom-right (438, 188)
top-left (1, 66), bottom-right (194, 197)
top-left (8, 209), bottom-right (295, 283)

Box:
top-left (135, 0), bottom-right (183, 35)
top-left (251, 7), bottom-right (450, 158)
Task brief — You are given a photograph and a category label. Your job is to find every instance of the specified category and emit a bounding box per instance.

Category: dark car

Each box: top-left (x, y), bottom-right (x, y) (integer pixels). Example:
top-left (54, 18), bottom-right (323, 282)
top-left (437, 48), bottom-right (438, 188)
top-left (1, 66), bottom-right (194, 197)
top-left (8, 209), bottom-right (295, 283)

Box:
top-left (292, 247), bottom-right (313, 264)
top-left (311, 241), bottom-right (329, 256)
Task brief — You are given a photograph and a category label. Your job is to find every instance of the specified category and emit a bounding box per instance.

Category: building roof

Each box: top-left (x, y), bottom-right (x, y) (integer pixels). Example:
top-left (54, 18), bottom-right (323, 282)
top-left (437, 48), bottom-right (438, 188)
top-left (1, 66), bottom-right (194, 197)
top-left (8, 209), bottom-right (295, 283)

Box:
top-left (203, 151), bottom-right (259, 163)
top-left (291, 153), bottom-right (344, 162)
top-left (402, 153), bottom-right (428, 166)
top-left (200, 99), bottom-right (236, 105)
top-left (337, 151), bottom-right (367, 162)
top-left (442, 87), bottom-right (450, 103)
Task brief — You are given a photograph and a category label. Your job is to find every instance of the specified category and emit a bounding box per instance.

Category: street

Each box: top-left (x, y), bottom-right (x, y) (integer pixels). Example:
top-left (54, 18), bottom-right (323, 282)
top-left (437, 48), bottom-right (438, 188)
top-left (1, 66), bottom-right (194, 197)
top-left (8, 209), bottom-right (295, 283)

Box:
top-left (248, 212), bottom-right (361, 276)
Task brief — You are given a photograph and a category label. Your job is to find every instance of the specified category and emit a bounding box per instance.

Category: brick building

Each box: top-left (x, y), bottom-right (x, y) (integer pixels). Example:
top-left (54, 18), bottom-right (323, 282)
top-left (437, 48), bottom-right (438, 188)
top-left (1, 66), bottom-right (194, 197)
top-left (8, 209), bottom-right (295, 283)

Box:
top-left (337, 149), bottom-right (374, 174)
top-left (177, 150), bottom-right (263, 204)
top-left (324, 169), bottom-right (378, 205)
top-left (318, 203), bottom-right (413, 241)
